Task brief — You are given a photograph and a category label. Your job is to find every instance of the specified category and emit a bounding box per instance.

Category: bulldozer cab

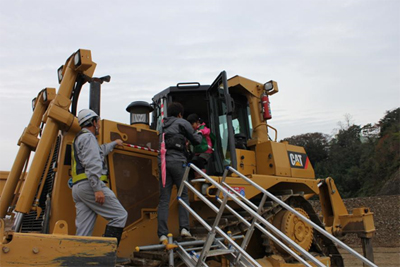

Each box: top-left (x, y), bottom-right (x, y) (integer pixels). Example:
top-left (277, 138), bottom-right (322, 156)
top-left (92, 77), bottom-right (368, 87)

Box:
top-left (151, 71), bottom-right (250, 175)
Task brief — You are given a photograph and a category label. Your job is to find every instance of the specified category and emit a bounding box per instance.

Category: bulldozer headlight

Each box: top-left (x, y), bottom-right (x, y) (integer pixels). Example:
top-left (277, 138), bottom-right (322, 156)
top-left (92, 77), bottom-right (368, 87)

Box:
top-left (41, 88), bottom-right (56, 104)
top-left (57, 65), bottom-right (64, 84)
top-left (264, 81), bottom-right (274, 91)
top-left (74, 50), bottom-right (81, 67)
top-left (43, 90), bottom-right (47, 102)
top-left (32, 97), bottom-right (37, 111)
top-left (73, 49), bottom-right (94, 72)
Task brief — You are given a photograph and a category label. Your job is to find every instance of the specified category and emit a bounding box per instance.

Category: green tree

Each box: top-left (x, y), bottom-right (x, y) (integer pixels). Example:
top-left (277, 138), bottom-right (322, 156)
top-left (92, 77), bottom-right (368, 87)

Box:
top-left (322, 108), bottom-right (399, 197)
top-left (379, 108), bottom-right (400, 137)
top-left (281, 108), bottom-right (399, 197)
top-left (327, 125), bottom-right (364, 197)
top-left (373, 108), bottom-right (400, 194)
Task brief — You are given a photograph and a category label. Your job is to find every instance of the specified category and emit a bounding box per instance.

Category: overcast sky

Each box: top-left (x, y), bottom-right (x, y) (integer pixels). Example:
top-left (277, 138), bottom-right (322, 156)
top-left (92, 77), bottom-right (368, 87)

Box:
top-left (0, 0), bottom-right (399, 171)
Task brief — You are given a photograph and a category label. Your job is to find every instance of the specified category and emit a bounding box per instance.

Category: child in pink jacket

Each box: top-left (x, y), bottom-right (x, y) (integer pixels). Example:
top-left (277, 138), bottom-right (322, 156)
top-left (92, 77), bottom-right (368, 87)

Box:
top-left (187, 114), bottom-right (213, 178)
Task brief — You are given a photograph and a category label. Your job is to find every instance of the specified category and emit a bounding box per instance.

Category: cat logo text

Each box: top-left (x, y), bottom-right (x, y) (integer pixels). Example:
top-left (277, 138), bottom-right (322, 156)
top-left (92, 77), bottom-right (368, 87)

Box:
top-left (287, 152), bottom-right (309, 169)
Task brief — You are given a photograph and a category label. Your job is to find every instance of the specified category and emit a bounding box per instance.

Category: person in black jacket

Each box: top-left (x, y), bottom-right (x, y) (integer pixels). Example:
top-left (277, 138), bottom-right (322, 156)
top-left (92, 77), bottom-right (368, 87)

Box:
top-left (158, 102), bottom-right (202, 243)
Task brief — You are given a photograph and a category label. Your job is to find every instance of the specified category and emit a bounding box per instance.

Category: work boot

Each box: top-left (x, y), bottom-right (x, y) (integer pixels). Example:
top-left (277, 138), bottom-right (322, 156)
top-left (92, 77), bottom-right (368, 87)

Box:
top-left (181, 228), bottom-right (192, 238)
top-left (104, 226), bottom-right (130, 264)
top-left (159, 235), bottom-right (168, 244)
top-left (104, 225), bottom-right (124, 246)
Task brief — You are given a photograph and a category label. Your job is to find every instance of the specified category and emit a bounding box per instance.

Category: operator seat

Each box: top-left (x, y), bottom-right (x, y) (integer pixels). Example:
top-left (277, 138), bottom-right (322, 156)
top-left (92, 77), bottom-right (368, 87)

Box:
top-left (234, 133), bottom-right (248, 150)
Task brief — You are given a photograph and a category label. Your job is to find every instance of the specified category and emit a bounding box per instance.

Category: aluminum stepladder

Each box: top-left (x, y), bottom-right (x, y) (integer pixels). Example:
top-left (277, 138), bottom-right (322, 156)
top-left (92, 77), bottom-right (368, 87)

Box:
top-left (137, 163), bottom-right (377, 267)
top-left (174, 164), bottom-right (326, 267)
top-left (178, 164), bottom-right (378, 267)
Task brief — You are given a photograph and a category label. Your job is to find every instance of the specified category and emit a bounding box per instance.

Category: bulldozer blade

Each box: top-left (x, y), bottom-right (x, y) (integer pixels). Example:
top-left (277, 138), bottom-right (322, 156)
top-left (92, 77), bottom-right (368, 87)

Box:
top-left (1, 232), bottom-right (117, 266)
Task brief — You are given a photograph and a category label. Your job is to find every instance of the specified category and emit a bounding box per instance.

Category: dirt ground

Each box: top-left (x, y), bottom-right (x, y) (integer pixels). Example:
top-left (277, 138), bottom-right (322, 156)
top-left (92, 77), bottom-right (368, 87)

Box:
top-left (340, 195), bottom-right (400, 247)
top-left (312, 195), bottom-right (400, 266)
top-left (340, 247), bottom-right (399, 267)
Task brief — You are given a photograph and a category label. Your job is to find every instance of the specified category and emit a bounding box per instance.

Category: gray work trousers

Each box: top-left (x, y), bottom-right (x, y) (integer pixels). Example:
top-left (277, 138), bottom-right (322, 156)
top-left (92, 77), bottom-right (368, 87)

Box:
top-left (72, 180), bottom-right (128, 236)
top-left (157, 161), bottom-right (190, 237)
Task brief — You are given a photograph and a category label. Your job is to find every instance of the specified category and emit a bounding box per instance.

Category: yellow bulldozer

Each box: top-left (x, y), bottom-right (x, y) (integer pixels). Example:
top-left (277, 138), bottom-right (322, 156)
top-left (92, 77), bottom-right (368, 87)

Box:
top-left (0, 49), bottom-right (376, 266)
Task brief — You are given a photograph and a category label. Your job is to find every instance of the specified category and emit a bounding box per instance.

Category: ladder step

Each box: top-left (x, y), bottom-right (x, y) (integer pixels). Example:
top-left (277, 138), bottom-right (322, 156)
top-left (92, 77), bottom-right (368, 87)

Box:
top-left (190, 226), bottom-right (209, 235)
top-left (205, 217), bottom-right (229, 227)
top-left (206, 249), bottom-right (235, 257)
top-left (185, 244), bottom-right (220, 252)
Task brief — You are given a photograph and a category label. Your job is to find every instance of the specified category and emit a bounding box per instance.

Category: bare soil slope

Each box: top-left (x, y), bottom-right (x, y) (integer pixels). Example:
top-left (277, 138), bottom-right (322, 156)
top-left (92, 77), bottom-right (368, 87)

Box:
top-left (313, 195), bottom-right (400, 266)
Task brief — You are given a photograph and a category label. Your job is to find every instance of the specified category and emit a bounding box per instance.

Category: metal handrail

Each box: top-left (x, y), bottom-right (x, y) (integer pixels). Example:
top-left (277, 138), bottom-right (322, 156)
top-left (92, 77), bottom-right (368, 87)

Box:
top-left (227, 166), bottom-right (378, 267)
top-left (178, 180), bottom-right (261, 267)
top-left (233, 191), bottom-right (267, 265)
top-left (218, 173), bottom-right (317, 265)
top-left (214, 196), bottom-right (313, 266)
top-left (184, 180), bottom-right (312, 266)
top-left (267, 124), bottom-right (278, 142)
top-left (136, 235), bottom-right (245, 252)
top-left (183, 164), bottom-right (325, 267)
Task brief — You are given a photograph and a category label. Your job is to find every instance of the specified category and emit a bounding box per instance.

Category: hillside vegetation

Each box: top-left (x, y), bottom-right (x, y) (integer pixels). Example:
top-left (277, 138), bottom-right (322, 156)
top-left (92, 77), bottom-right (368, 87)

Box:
top-left (283, 108), bottom-right (400, 198)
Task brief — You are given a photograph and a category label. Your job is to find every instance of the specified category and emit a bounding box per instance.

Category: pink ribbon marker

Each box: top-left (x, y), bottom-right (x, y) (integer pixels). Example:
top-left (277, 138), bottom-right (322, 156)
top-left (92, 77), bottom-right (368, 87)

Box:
top-left (160, 133), bottom-right (167, 188)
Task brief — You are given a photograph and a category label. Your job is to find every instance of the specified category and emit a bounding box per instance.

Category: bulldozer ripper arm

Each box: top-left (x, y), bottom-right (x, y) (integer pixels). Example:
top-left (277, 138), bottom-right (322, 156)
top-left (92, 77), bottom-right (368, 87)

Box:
top-left (318, 177), bottom-right (376, 263)
top-left (318, 177), bottom-right (375, 237)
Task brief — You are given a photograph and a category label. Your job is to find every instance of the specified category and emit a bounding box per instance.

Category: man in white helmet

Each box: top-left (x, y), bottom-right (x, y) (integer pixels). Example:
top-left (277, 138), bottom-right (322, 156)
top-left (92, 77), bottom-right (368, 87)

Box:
top-left (72, 109), bottom-right (128, 246)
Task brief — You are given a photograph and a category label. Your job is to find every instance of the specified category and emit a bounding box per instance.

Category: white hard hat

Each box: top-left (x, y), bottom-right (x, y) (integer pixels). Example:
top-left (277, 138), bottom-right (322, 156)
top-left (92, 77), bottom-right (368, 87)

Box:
top-left (78, 109), bottom-right (99, 126)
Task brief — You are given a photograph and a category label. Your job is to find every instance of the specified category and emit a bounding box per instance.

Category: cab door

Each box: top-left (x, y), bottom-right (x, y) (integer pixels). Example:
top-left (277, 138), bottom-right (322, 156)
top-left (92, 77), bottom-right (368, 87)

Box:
top-left (206, 71), bottom-right (237, 174)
